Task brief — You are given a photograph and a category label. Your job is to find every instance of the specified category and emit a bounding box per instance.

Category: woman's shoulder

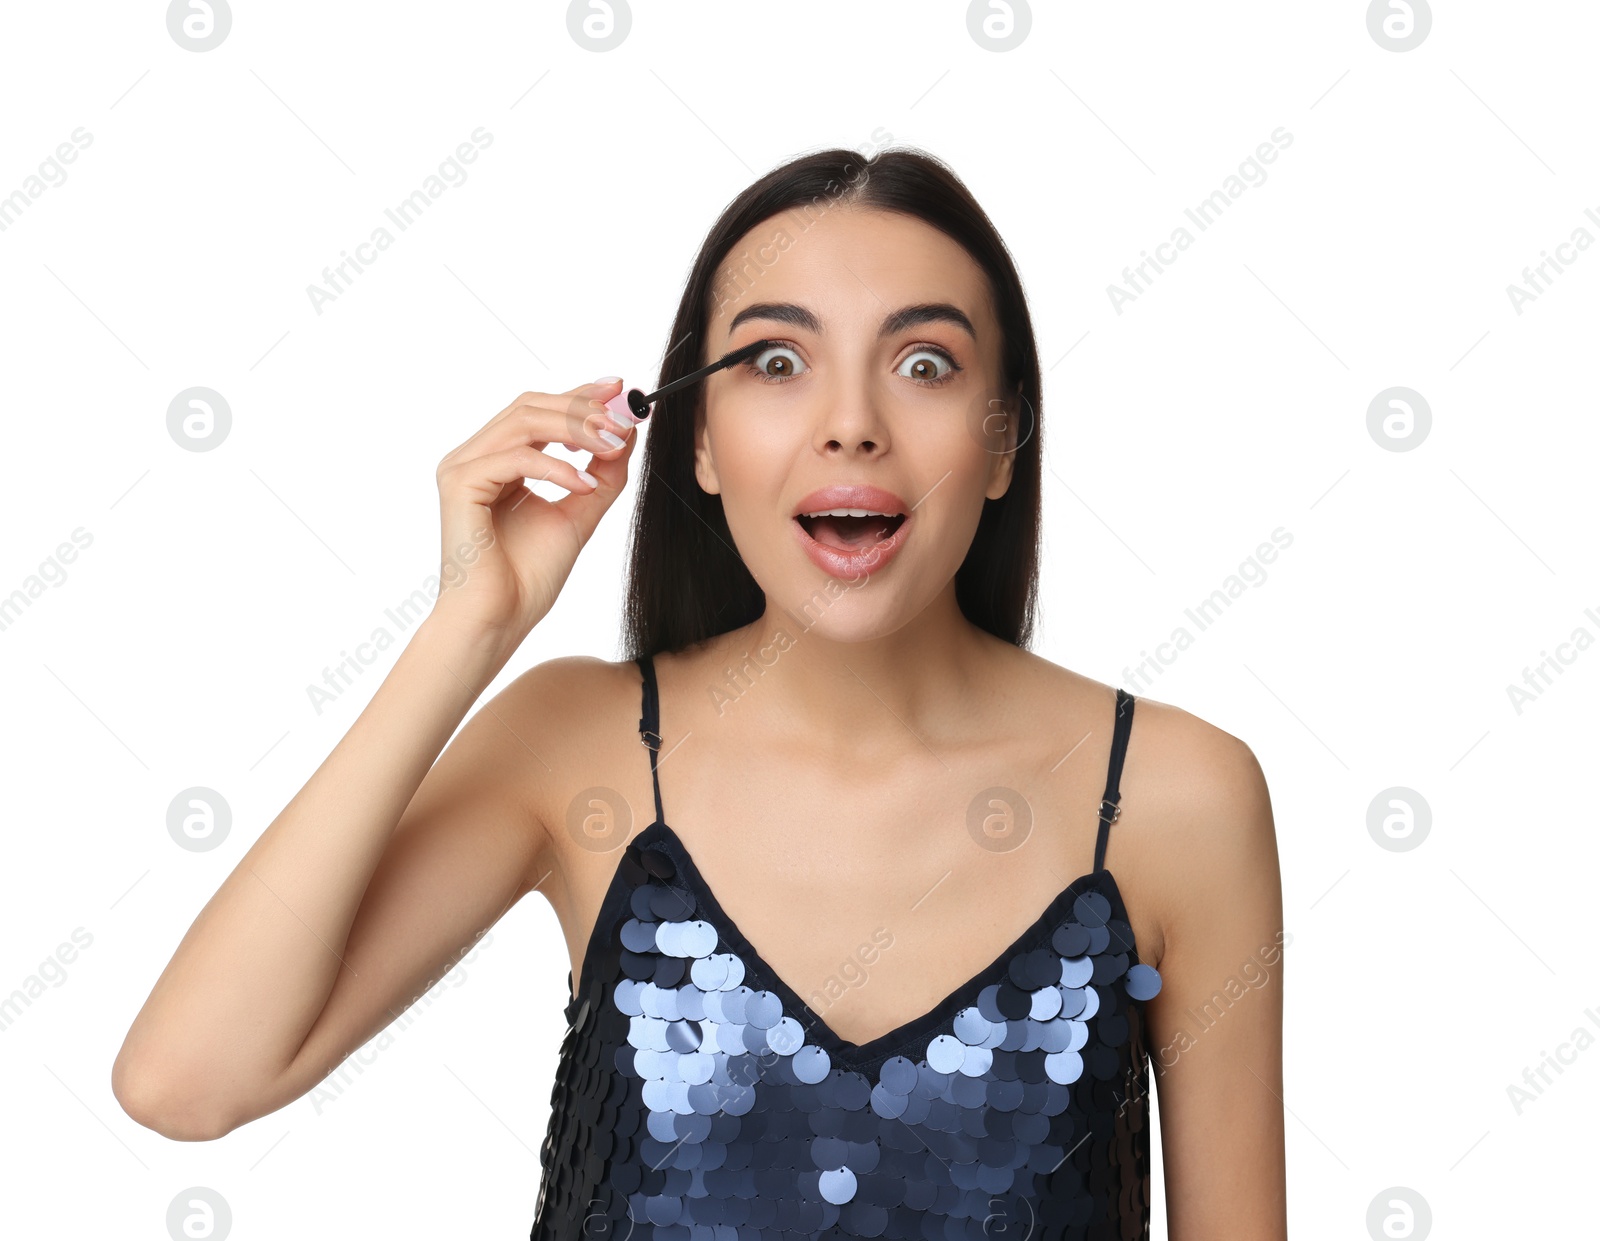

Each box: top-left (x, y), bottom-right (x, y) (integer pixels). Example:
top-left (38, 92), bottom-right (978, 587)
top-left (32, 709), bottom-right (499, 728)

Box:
top-left (494, 635), bottom-right (741, 752)
top-left (1009, 651), bottom-right (1278, 971)
top-left (1101, 683), bottom-right (1276, 953)
top-left (1007, 643), bottom-right (1263, 783)
top-left (495, 653), bottom-right (645, 749)
top-left (1122, 688), bottom-right (1273, 859)
top-left (482, 654), bottom-right (660, 859)
top-left (1006, 645), bottom-right (1274, 869)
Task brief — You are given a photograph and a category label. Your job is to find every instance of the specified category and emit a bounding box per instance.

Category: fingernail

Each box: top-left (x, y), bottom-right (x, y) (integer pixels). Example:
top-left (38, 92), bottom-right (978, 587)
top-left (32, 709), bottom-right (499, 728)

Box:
top-left (577, 469), bottom-right (598, 488)
top-left (593, 376), bottom-right (622, 386)
top-left (597, 429), bottom-right (624, 449)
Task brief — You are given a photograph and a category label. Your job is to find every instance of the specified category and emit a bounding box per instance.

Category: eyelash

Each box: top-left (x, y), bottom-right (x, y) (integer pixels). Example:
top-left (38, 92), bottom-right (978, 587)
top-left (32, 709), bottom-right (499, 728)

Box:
top-left (743, 342), bottom-right (964, 388)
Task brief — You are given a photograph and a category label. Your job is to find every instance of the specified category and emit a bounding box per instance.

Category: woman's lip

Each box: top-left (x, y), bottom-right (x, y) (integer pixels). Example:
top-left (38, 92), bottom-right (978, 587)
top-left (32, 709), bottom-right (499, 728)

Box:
top-left (792, 512), bottom-right (912, 580)
top-left (791, 484), bottom-right (910, 518)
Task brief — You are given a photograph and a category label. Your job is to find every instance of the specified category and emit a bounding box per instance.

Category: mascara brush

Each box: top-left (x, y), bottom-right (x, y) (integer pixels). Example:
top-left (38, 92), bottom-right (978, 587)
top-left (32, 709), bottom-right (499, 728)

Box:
top-left (603, 338), bottom-right (783, 425)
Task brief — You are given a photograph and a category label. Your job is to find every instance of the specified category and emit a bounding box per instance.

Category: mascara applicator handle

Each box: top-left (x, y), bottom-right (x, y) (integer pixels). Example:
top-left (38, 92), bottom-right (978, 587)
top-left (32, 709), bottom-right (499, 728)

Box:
top-left (604, 388), bottom-right (653, 425)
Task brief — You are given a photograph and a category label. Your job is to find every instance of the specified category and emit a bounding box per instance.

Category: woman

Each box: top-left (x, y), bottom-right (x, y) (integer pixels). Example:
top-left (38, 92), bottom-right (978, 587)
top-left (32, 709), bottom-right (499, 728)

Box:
top-left (114, 146), bottom-right (1286, 1238)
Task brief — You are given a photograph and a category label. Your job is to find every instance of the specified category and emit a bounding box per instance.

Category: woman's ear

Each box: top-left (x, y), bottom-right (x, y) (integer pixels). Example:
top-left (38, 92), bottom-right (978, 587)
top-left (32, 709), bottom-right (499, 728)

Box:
top-left (984, 383), bottom-right (1024, 500)
top-left (986, 444), bottom-right (1016, 500)
top-left (693, 404), bottom-right (722, 496)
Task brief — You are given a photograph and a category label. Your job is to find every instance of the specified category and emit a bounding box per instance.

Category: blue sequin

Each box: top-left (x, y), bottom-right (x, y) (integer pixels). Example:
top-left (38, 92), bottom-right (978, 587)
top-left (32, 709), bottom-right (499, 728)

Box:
top-left (1126, 962), bottom-right (1163, 1001)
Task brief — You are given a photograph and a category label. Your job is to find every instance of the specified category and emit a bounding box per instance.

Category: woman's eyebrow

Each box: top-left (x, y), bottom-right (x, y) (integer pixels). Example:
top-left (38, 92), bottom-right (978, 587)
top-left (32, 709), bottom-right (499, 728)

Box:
top-left (725, 301), bottom-right (976, 341)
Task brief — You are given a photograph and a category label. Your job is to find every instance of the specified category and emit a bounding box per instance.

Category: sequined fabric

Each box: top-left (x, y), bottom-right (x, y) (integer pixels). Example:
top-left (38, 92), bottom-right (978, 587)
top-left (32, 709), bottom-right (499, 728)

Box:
top-left (529, 816), bottom-right (1162, 1239)
top-left (530, 664), bottom-right (1159, 1237)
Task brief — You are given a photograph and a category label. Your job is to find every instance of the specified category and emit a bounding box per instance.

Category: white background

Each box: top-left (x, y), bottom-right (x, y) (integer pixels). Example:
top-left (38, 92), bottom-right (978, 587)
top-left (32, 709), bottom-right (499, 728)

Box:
top-left (1, 1), bottom-right (1595, 1237)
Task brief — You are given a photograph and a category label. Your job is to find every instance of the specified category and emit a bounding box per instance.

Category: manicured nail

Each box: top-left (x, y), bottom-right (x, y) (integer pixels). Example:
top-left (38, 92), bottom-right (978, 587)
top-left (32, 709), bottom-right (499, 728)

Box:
top-left (593, 376), bottom-right (622, 385)
top-left (597, 429), bottom-right (624, 449)
top-left (577, 469), bottom-right (598, 488)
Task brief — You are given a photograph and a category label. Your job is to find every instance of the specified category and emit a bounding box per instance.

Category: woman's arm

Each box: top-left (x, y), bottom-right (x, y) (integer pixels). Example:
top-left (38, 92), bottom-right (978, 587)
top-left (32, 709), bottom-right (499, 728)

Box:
top-left (111, 618), bottom-right (561, 1140)
top-left (1140, 714), bottom-right (1287, 1239)
top-left (111, 379), bottom-right (638, 1140)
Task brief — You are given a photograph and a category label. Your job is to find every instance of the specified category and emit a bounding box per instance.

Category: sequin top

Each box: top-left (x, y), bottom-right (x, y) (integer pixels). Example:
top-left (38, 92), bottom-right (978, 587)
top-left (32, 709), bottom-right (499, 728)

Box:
top-left (529, 655), bottom-right (1162, 1240)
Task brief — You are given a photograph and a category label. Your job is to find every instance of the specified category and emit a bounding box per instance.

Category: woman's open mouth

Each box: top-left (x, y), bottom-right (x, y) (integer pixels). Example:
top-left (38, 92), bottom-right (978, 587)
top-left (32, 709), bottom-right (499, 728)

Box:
top-left (795, 509), bottom-right (907, 551)
top-left (792, 507), bottom-right (912, 580)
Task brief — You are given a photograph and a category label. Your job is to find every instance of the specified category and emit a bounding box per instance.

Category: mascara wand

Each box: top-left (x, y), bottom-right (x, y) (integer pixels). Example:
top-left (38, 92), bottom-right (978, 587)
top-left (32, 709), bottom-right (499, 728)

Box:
top-left (603, 338), bottom-right (782, 425)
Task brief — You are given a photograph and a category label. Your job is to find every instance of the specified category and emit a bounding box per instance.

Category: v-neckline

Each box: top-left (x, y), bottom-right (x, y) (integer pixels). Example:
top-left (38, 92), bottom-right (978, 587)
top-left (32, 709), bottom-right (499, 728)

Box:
top-left (608, 817), bottom-right (1140, 1071)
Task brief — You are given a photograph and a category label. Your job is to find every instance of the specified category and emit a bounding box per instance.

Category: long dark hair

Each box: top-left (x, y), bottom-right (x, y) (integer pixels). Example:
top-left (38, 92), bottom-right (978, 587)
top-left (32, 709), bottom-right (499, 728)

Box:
top-left (621, 145), bottom-right (1043, 660)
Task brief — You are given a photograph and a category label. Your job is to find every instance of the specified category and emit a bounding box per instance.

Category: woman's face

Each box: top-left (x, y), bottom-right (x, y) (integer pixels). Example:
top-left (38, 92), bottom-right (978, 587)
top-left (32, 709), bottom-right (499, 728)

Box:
top-left (696, 205), bottom-right (1017, 641)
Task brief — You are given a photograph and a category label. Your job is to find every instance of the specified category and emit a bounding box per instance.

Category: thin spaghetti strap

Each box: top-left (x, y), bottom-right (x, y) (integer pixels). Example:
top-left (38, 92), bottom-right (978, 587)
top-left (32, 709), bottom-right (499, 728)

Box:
top-left (635, 654), bottom-right (665, 826)
top-left (1092, 687), bottom-right (1136, 873)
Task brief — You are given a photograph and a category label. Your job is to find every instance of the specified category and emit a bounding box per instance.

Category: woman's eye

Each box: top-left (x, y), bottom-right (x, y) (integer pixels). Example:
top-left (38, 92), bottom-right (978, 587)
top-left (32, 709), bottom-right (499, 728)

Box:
top-left (742, 344), bottom-right (962, 386)
top-left (745, 344), bottom-right (807, 383)
top-left (898, 348), bottom-right (961, 386)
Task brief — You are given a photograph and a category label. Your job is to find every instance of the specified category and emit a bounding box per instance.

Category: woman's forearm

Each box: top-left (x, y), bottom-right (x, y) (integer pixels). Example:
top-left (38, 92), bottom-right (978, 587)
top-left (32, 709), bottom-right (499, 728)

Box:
top-left (111, 615), bottom-right (515, 1139)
